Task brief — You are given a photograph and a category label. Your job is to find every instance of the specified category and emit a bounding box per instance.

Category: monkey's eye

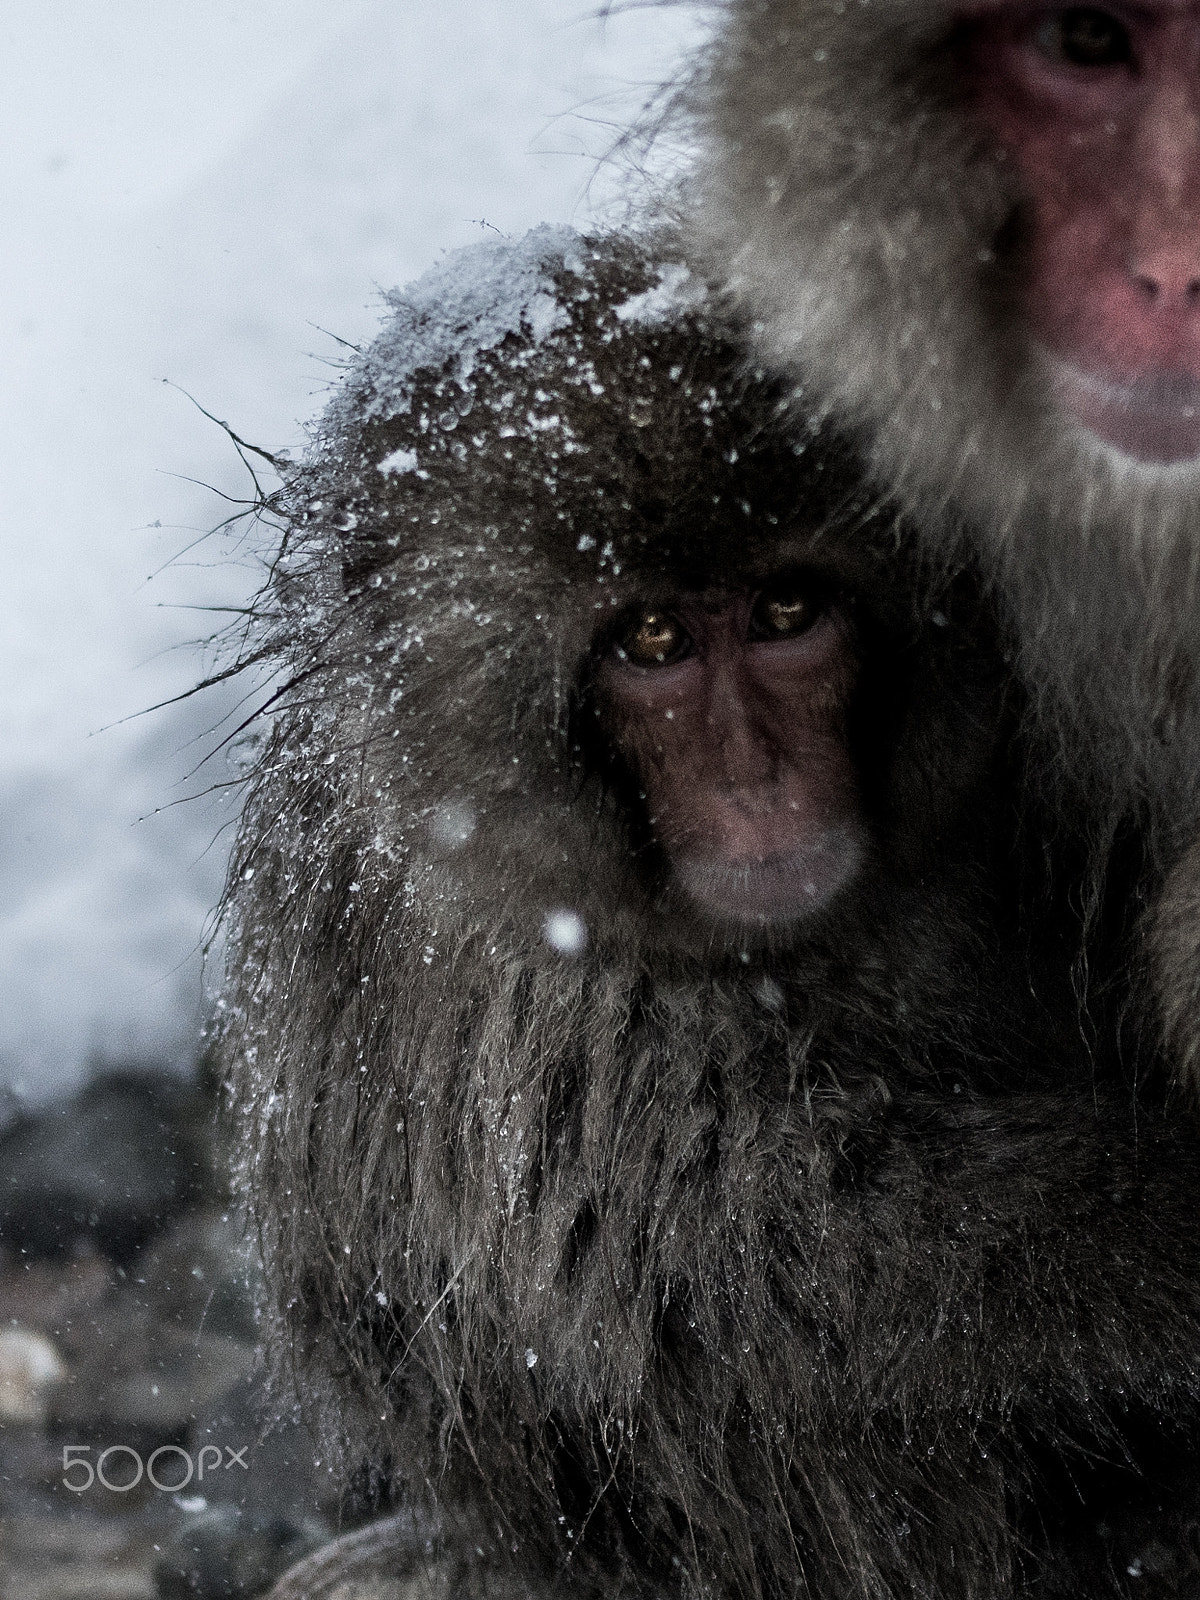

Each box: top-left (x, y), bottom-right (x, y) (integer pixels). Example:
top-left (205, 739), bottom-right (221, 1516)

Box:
top-left (1037, 7), bottom-right (1132, 67)
top-left (748, 582), bottom-right (822, 642)
top-left (614, 610), bottom-right (691, 667)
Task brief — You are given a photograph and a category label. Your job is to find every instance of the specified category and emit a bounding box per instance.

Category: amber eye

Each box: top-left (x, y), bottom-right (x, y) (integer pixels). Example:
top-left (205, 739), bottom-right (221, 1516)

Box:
top-left (749, 582), bottom-right (821, 641)
top-left (1038, 7), bottom-right (1132, 66)
top-left (615, 610), bottom-right (691, 667)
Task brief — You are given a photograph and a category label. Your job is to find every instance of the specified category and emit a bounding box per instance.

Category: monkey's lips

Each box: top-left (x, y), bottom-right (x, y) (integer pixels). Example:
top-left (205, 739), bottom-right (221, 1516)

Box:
top-left (676, 828), bottom-right (865, 925)
top-left (1051, 360), bottom-right (1200, 465)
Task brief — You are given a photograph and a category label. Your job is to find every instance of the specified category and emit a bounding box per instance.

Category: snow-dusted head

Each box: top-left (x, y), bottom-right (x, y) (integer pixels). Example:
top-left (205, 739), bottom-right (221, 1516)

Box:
top-left (244, 227), bottom-right (1003, 965)
top-left (689, 0), bottom-right (1200, 827)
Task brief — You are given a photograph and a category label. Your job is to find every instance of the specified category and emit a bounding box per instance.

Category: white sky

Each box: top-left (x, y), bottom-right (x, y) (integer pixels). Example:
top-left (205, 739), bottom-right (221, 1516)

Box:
top-left (0, 0), bottom-right (706, 1097)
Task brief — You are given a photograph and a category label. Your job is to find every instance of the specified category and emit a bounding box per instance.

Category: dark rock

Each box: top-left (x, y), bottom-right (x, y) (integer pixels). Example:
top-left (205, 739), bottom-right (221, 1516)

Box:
top-left (0, 1510), bottom-right (162, 1597)
top-left (136, 1209), bottom-right (261, 1344)
top-left (0, 1253), bottom-right (113, 1334)
top-left (188, 1373), bottom-right (336, 1524)
top-left (154, 1506), bottom-right (323, 1600)
top-left (49, 1320), bottom-right (255, 1450)
top-left (0, 1069), bottom-right (212, 1264)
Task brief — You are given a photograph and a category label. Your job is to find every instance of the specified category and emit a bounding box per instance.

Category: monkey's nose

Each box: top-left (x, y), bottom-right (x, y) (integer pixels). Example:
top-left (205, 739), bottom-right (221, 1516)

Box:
top-left (1130, 243), bottom-right (1200, 307)
top-left (704, 680), bottom-right (776, 785)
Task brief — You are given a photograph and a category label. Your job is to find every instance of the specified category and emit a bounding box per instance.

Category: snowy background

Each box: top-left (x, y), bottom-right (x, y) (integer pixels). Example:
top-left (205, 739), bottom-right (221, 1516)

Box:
top-left (0, 0), bottom-right (706, 1100)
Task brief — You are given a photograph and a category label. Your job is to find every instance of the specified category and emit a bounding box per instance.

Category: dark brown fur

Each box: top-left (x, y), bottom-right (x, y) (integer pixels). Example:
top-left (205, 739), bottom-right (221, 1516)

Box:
top-left (222, 231), bottom-right (1200, 1600)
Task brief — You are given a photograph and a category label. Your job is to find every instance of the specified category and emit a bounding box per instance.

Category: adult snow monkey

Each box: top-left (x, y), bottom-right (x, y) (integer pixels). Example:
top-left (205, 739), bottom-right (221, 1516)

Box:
top-left (687, 0), bottom-right (1200, 1075)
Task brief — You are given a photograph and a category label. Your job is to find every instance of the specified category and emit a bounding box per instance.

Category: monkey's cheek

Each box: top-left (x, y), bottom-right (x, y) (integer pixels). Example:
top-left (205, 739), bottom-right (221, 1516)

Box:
top-left (673, 826), bottom-right (866, 927)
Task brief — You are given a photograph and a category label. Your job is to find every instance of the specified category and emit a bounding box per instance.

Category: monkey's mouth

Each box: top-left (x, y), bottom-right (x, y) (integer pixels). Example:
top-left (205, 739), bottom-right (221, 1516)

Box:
top-left (676, 829), bottom-right (864, 925)
top-left (1050, 359), bottom-right (1200, 465)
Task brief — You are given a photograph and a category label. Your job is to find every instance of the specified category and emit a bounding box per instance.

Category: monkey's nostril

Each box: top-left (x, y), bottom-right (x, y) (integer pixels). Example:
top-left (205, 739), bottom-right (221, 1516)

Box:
top-left (1130, 270), bottom-right (1200, 305)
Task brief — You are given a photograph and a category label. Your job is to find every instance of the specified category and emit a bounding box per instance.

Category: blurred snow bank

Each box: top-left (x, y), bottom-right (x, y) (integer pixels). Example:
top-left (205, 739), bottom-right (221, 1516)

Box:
top-left (0, 0), bottom-right (707, 1098)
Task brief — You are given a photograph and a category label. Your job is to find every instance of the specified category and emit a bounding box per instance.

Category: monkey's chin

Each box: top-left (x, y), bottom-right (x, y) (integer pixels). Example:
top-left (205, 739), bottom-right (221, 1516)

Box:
top-left (1049, 357), bottom-right (1200, 467)
top-left (675, 830), bottom-right (864, 927)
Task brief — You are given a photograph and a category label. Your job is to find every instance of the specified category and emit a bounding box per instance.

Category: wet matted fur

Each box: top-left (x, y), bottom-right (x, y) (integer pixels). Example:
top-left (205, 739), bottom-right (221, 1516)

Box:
top-left (221, 229), bottom-right (1200, 1600)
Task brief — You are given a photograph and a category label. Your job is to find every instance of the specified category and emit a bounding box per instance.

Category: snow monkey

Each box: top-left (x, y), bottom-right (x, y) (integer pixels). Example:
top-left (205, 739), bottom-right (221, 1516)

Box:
top-left (686, 0), bottom-right (1200, 1071)
top-left (225, 230), bottom-right (1200, 1600)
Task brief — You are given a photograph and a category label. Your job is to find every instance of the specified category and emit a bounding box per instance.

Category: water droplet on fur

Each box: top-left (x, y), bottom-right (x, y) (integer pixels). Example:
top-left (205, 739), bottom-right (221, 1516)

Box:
top-left (756, 976), bottom-right (784, 1011)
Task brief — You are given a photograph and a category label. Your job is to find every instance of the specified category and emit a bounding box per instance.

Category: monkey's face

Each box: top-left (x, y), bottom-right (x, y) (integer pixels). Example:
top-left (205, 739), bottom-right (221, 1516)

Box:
top-left (959, 0), bottom-right (1200, 466)
top-left (594, 572), bottom-right (864, 927)
top-left (700, 0), bottom-right (1200, 474)
top-left (692, 0), bottom-right (1200, 813)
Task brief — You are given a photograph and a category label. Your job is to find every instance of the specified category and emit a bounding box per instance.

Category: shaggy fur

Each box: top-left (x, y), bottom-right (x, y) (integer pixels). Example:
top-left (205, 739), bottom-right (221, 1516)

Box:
top-left (223, 231), bottom-right (1200, 1600)
top-left (685, 0), bottom-right (1200, 884)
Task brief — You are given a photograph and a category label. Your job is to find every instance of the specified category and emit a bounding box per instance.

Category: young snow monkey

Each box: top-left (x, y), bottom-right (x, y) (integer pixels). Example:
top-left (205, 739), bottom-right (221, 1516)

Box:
top-left (224, 231), bottom-right (1200, 1600)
